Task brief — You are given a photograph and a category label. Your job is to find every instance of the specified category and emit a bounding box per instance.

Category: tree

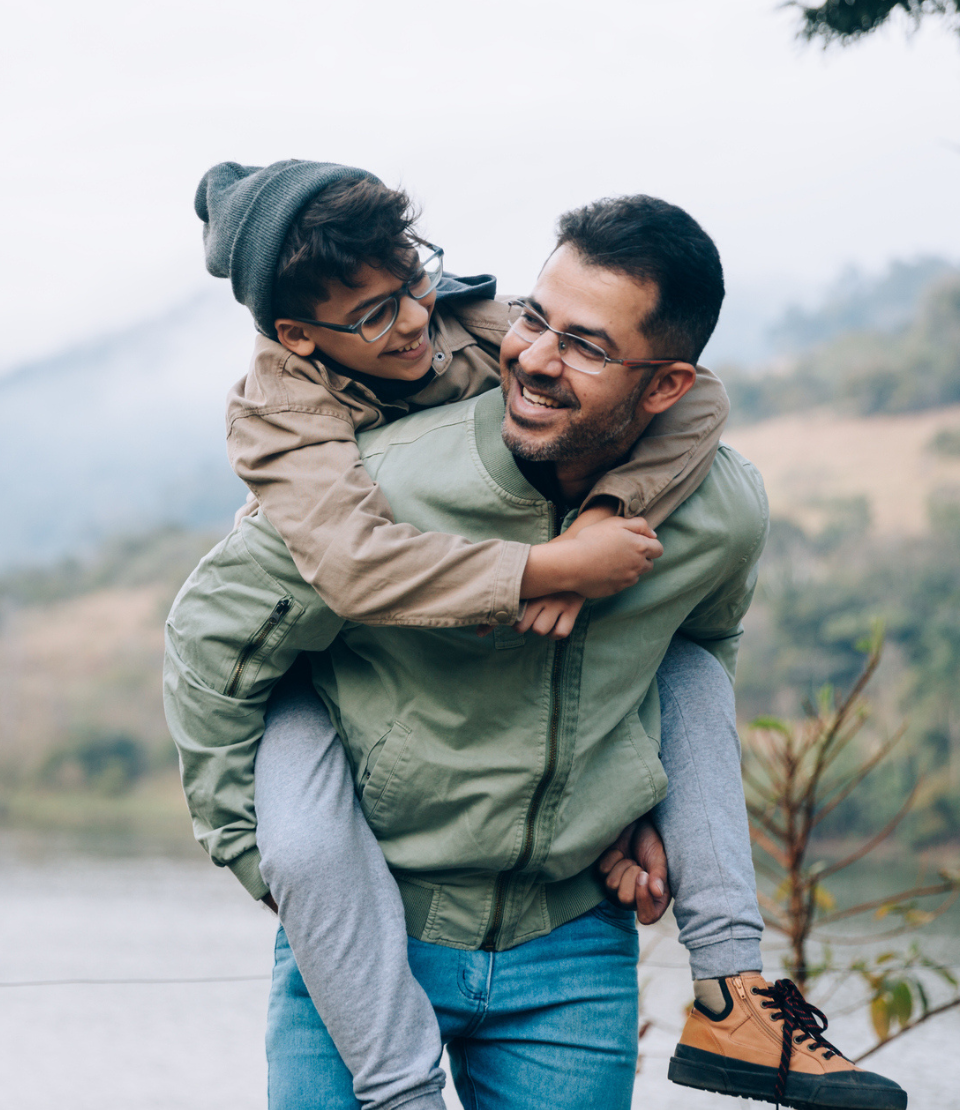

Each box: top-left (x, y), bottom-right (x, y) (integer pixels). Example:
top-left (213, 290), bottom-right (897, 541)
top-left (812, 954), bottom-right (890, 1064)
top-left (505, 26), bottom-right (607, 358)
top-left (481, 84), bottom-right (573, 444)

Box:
top-left (742, 630), bottom-right (960, 1056)
top-left (794, 0), bottom-right (960, 44)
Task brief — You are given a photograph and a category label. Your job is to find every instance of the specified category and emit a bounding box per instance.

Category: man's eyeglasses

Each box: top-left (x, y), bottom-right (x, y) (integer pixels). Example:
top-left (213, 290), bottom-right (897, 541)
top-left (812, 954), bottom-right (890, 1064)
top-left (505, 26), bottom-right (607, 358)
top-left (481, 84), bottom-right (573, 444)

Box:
top-left (506, 300), bottom-right (685, 377)
top-left (293, 244), bottom-right (444, 343)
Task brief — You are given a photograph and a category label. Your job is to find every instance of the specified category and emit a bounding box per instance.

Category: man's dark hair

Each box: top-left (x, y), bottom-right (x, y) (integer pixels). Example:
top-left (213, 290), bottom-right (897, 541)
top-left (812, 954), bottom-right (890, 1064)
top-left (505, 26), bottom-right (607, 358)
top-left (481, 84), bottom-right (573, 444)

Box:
top-left (555, 196), bottom-right (724, 363)
top-left (273, 177), bottom-right (424, 320)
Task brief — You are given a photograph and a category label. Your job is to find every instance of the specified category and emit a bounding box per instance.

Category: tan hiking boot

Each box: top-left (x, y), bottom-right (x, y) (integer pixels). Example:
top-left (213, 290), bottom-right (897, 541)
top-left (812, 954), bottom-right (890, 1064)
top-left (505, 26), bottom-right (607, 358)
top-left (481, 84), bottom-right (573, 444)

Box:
top-left (668, 973), bottom-right (907, 1109)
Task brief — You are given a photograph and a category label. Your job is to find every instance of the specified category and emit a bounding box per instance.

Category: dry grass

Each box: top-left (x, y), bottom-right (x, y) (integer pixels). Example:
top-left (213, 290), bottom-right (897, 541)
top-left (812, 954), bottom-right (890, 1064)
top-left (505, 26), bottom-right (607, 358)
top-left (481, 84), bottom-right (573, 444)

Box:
top-left (0, 583), bottom-right (172, 775)
top-left (723, 403), bottom-right (960, 535)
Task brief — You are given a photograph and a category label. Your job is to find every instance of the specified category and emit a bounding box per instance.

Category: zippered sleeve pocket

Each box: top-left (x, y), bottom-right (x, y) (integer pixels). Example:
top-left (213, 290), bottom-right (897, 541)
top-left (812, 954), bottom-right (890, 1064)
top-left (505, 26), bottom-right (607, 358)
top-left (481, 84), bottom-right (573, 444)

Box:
top-left (219, 595), bottom-right (303, 700)
top-left (224, 598), bottom-right (294, 698)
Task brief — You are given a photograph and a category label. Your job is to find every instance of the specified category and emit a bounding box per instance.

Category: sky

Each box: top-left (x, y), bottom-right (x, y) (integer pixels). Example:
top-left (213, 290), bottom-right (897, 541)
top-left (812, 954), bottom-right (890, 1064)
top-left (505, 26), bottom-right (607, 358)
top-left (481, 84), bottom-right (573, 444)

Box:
top-left (1, 0), bottom-right (958, 373)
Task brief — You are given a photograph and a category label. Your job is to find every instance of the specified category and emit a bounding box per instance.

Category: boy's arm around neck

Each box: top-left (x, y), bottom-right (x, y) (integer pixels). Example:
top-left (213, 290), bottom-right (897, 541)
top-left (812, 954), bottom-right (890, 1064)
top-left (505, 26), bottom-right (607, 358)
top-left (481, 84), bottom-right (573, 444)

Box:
top-left (226, 333), bottom-right (530, 629)
top-left (582, 365), bottom-right (730, 528)
top-left (163, 516), bottom-right (343, 898)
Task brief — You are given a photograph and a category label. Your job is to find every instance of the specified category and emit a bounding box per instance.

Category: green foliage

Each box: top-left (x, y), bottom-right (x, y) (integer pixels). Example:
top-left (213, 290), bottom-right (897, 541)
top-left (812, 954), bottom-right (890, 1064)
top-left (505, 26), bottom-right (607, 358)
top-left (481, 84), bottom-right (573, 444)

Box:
top-left (738, 510), bottom-right (960, 845)
top-left (851, 945), bottom-right (959, 1042)
top-left (796, 0), bottom-right (960, 44)
top-left (41, 732), bottom-right (148, 796)
top-left (726, 273), bottom-right (960, 425)
top-left (927, 427), bottom-right (960, 456)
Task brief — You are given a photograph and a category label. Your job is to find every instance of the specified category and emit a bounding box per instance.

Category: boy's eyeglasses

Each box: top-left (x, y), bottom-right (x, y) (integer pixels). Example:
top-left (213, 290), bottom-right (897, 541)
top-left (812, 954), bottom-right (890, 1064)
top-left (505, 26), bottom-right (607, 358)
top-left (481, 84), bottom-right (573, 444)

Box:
top-left (506, 300), bottom-right (686, 377)
top-left (293, 244), bottom-right (444, 343)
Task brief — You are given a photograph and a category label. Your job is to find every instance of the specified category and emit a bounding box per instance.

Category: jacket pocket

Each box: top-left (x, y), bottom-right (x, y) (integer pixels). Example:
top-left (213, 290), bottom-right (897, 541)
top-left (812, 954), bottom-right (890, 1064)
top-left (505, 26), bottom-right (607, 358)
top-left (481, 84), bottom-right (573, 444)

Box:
top-left (359, 720), bottom-right (413, 825)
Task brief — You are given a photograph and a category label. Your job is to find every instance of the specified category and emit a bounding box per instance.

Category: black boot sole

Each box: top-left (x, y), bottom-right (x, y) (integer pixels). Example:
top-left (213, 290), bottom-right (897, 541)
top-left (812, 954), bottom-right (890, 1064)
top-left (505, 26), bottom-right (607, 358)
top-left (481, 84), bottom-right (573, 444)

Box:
top-left (668, 1045), bottom-right (907, 1110)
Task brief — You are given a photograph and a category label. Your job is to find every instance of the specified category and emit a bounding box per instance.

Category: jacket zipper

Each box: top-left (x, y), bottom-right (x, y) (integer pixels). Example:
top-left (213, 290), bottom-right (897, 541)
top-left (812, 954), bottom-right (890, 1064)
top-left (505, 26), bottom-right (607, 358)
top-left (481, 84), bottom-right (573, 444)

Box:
top-left (482, 504), bottom-right (566, 950)
top-left (224, 598), bottom-right (292, 698)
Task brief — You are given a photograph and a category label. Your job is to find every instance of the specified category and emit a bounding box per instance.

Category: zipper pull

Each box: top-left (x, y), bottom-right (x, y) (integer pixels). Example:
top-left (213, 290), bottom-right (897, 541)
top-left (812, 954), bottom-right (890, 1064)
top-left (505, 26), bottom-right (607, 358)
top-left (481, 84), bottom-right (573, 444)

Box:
top-left (732, 975), bottom-right (747, 1002)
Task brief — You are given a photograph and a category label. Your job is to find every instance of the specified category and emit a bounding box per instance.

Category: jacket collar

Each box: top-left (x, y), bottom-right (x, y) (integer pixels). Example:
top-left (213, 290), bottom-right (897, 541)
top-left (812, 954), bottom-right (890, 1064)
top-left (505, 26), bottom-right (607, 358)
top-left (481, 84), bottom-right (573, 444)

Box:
top-left (473, 389), bottom-right (547, 503)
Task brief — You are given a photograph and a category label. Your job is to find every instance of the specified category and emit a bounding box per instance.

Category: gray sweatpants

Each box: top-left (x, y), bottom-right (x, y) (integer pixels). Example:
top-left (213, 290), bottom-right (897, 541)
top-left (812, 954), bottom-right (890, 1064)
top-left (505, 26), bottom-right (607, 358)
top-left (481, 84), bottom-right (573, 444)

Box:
top-left (254, 637), bottom-right (763, 1110)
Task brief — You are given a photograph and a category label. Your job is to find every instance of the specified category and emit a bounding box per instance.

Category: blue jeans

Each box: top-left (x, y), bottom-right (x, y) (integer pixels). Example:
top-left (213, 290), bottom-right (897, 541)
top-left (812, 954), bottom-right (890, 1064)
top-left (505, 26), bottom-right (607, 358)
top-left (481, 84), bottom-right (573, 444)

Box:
top-left (266, 902), bottom-right (640, 1110)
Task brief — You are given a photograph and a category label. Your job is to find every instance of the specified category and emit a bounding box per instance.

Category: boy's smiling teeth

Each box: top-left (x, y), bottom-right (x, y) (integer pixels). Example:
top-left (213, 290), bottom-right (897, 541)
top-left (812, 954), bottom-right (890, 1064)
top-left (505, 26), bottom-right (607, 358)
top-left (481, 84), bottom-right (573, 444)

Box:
top-left (521, 385), bottom-right (561, 408)
top-left (393, 336), bottom-right (423, 353)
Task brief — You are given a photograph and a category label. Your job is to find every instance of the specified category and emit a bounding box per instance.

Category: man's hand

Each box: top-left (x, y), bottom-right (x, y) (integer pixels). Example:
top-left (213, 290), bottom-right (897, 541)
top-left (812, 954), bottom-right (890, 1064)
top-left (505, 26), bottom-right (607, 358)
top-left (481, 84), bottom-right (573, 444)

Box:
top-left (597, 818), bottom-right (671, 925)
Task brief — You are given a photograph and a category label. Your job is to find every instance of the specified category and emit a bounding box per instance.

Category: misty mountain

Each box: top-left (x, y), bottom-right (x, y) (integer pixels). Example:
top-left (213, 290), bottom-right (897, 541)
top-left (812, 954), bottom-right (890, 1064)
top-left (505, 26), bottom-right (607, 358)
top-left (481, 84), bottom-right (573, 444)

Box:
top-left (726, 272), bottom-right (960, 425)
top-left (6, 257), bottom-right (957, 570)
top-left (0, 290), bottom-right (251, 571)
top-left (767, 256), bottom-right (959, 355)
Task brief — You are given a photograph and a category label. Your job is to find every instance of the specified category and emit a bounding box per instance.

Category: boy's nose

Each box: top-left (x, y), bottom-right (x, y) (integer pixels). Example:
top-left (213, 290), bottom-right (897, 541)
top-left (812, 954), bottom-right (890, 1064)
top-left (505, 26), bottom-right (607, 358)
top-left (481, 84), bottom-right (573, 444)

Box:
top-left (395, 294), bottom-right (431, 336)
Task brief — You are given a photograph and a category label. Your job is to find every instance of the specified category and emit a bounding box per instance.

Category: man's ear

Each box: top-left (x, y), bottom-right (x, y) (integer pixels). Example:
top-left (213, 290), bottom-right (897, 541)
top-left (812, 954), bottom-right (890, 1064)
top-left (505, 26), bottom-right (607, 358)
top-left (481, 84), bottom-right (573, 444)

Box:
top-left (641, 362), bottom-right (697, 415)
top-left (275, 319), bottom-right (318, 357)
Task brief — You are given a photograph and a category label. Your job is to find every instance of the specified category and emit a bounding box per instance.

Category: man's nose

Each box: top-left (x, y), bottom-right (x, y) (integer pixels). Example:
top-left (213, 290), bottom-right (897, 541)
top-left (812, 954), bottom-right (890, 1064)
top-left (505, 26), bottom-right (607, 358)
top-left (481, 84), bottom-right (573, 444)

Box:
top-left (517, 332), bottom-right (565, 378)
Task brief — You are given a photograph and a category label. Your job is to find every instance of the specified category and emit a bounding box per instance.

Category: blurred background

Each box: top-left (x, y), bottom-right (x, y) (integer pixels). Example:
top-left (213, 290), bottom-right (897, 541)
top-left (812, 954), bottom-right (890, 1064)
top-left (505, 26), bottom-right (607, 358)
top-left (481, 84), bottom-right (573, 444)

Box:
top-left (1, 1), bottom-right (958, 1107)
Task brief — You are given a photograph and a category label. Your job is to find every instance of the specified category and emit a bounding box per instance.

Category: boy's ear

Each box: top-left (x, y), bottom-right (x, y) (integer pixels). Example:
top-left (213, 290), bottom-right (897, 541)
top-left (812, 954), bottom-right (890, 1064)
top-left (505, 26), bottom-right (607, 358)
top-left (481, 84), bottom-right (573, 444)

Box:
top-left (640, 362), bottom-right (697, 415)
top-left (275, 319), bottom-right (318, 357)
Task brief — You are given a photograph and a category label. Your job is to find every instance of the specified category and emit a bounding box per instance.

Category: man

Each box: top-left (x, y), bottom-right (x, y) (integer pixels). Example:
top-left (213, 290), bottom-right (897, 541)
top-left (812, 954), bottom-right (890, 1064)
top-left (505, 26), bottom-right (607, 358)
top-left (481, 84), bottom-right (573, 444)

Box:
top-left (166, 194), bottom-right (905, 1110)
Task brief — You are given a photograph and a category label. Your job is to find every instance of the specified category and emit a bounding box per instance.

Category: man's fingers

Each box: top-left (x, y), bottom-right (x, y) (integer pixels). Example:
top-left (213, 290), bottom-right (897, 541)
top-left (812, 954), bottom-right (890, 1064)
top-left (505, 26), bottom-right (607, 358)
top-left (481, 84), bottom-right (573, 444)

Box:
top-left (597, 847), bottom-right (626, 875)
top-left (616, 864), bottom-right (643, 907)
top-left (634, 870), bottom-right (658, 924)
top-left (603, 858), bottom-right (635, 894)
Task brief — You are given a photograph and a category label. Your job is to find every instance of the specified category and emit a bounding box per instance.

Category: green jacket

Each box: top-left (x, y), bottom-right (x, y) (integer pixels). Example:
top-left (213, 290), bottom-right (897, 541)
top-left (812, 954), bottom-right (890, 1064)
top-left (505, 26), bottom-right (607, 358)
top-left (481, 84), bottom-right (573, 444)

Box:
top-left (164, 389), bottom-right (768, 951)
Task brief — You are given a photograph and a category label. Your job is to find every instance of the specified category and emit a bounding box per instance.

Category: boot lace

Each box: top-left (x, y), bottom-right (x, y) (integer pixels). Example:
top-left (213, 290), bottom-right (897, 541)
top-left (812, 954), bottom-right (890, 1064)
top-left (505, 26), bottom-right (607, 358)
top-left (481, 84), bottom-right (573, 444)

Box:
top-left (752, 978), bottom-right (846, 1103)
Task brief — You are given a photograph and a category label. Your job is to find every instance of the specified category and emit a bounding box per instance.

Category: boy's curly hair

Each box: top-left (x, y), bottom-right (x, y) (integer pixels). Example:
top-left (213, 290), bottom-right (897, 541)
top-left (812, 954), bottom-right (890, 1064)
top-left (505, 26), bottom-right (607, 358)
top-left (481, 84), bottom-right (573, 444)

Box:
top-left (273, 177), bottom-right (425, 320)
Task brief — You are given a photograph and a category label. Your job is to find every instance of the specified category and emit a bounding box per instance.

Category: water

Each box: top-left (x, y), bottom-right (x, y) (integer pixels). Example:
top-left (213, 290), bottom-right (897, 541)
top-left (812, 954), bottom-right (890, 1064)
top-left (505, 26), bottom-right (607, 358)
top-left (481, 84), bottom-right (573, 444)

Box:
top-left (1, 831), bottom-right (957, 1110)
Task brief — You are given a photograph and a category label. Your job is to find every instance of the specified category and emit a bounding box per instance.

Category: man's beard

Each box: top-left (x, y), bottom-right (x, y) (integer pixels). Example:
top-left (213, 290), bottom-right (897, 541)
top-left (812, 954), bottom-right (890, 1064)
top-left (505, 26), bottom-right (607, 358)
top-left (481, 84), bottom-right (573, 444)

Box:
top-left (500, 366), bottom-right (656, 464)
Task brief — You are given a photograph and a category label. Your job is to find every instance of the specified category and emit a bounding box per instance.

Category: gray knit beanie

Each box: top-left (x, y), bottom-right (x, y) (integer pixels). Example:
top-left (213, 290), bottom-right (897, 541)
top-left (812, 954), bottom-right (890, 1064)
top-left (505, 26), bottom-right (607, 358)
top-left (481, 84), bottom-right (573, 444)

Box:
top-left (195, 159), bottom-right (379, 338)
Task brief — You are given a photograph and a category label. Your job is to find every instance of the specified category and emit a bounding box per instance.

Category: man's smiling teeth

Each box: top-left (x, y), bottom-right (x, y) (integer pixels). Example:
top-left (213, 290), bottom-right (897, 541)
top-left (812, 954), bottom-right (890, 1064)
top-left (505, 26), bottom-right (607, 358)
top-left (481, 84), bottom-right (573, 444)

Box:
top-left (521, 385), bottom-right (561, 408)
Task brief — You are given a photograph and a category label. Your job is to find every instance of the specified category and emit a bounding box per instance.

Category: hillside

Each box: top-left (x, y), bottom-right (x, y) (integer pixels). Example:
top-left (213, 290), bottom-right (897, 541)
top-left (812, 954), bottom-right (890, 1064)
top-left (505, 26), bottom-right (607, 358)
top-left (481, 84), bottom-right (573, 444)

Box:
top-left (723, 403), bottom-right (960, 535)
top-left (0, 289), bottom-right (250, 571)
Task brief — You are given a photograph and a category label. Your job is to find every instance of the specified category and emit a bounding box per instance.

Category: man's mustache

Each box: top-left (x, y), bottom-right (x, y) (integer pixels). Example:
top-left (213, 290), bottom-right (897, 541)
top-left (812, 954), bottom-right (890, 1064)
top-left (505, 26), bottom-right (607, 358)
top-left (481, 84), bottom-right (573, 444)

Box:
top-left (507, 363), bottom-right (581, 410)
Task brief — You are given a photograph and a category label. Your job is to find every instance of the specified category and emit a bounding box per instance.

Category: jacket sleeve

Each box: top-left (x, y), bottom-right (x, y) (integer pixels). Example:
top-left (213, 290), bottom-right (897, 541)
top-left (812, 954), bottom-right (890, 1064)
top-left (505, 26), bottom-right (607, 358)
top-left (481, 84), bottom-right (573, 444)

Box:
top-left (582, 366), bottom-right (730, 530)
top-left (228, 403), bottom-right (530, 627)
top-left (676, 458), bottom-right (769, 684)
top-left (163, 517), bottom-right (344, 899)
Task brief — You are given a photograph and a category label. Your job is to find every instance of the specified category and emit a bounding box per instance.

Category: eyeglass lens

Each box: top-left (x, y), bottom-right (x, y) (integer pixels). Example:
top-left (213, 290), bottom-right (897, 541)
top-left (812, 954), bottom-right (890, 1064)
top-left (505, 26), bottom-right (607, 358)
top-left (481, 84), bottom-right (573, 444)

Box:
top-left (506, 303), bottom-right (607, 375)
top-left (360, 246), bottom-right (444, 342)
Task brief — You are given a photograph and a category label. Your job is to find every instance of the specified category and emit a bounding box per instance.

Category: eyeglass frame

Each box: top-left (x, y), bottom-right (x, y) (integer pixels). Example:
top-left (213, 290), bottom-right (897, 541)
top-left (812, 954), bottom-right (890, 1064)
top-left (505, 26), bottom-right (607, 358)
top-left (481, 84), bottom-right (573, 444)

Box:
top-left (506, 299), bottom-right (687, 376)
top-left (290, 243), bottom-right (444, 343)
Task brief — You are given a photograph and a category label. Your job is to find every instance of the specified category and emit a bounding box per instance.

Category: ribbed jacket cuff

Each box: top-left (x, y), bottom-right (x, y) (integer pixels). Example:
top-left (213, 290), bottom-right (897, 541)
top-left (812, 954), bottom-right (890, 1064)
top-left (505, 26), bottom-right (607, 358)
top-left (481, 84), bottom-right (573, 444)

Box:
top-left (227, 846), bottom-right (270, 900)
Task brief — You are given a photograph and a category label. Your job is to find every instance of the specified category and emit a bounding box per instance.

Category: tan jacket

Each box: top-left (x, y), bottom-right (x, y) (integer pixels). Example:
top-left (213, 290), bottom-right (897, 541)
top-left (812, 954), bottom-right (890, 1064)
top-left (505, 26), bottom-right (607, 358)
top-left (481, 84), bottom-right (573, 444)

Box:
top-left (226, 298), bottom-right (729, 628)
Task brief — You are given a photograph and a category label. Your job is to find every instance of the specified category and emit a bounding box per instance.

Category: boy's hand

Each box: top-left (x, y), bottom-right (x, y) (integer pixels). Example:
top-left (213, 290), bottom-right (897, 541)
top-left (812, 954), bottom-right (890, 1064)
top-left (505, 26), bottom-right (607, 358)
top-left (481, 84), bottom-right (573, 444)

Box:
top-left (562, 500), bottom-right (620, 539)
top-left (560, 516), bottom-right (662, 598)
top-left (513, 593), bottom-right (585, 639)
top-left (597, 818), bottom-right (671, 925)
